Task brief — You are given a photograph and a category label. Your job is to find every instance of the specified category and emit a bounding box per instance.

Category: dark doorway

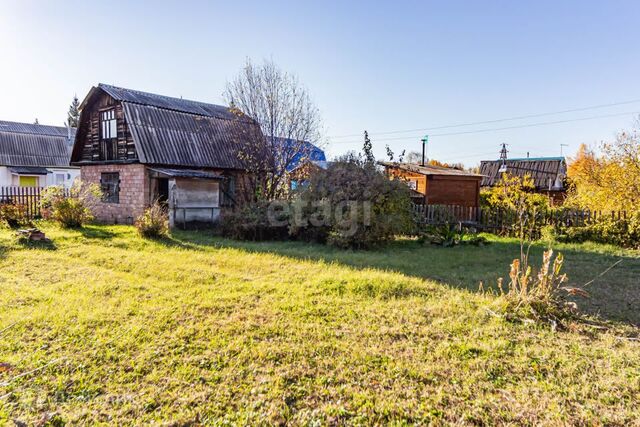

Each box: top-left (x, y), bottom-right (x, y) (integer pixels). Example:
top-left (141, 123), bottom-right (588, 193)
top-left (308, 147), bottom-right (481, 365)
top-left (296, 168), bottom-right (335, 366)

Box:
top-left (157, 178), bottom-right (169, 204)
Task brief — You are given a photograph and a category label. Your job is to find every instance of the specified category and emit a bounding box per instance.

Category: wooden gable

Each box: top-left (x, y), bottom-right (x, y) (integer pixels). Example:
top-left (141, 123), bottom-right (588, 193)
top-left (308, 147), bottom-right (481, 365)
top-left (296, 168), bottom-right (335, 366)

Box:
top-left (73, 89), bottom-right (137, 164)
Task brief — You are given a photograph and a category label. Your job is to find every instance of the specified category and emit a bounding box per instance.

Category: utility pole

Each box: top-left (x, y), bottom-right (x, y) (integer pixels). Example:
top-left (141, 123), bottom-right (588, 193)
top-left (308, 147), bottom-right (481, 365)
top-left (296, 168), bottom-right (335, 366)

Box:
top-left (560, 144), bottom-right (569, 156)
top-left (421, 135), bottom-right (429, 166)
top-left (498, 143), bottom-right (509, 173)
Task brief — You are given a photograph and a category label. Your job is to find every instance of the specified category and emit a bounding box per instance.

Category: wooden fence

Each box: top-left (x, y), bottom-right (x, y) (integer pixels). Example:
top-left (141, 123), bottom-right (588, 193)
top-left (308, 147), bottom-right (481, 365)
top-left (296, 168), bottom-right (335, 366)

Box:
top-left (414, 203), bottom-right (628, 230)
top-left (0, 186), bottom-right (71, 220)
top-left (0, 186), bottom-right (46, 219)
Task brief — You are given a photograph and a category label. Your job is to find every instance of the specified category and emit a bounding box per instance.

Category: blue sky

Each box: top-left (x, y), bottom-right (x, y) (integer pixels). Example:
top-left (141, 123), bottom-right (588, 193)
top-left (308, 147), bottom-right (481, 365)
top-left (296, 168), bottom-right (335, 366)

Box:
top-left (1, 0), bottom-right (639, 165)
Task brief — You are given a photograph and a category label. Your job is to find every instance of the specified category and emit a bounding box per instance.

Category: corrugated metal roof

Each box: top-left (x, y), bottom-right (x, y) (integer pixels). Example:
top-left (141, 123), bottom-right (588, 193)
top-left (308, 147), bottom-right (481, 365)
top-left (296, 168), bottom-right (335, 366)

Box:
top-left (148, 167), bottom-right (223, 180)
top-left (0, 120), bottom-right (74, 137)
top-left (123, 102), bottom-right (262, 169)
top-left (271, 137), bottom-right (326, 172)
top-left (479, 158), bottom-right (566, 190)
top-left (0, 120), bottom-right (76, 167)
top-left (379, 161), bottom-right (484, 178)
top-left (99, 84), bottom-right (243, 120)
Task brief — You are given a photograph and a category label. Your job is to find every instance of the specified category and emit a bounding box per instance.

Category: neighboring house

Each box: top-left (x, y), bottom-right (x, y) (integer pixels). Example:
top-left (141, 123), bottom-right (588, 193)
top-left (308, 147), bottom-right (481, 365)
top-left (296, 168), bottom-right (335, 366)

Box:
top-left (479, 157), bottom-right (567, 204)
top-left (271, 138), bottom-right (326, 190)
top-left (288, 160), bottom-right (331, 190)
top-left (379, 162), bottom-right (484, 207)
top-left (0, 120), bottom-right (79, 188)
top-left (70, 83), bottom-right (265, 226)
top-left (271, 137), bottom-right (326, 173)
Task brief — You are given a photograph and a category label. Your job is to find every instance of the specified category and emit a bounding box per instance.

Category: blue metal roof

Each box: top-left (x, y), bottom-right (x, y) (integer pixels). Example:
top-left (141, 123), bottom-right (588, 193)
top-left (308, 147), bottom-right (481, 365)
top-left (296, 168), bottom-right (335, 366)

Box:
top-left (271, 137), bottom-right (326, 172)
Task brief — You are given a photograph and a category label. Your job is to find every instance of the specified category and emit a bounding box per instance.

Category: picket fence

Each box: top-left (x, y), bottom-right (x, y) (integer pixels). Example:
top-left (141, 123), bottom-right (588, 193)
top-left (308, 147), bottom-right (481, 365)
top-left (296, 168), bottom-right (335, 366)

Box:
top-left (0, 186), bottom-right (70, 219)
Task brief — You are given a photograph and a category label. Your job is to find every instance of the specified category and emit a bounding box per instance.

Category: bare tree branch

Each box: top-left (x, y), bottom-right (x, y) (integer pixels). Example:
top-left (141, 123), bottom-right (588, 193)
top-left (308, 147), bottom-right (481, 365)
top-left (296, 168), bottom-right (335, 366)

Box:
top-left (224, 58), bottom-right (323, 200)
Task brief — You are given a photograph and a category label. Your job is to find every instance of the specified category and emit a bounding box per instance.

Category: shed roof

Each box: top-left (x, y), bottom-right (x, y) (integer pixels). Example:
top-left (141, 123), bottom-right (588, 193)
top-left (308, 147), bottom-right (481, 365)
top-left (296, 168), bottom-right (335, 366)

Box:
top-left (0, 120), bottom-right (75, 167)
top-left (73, 84), bottom-right (265, 169)
top-left (148, 167), bottom-right (223, 180)
top-left (9, 166), bottom-right (50, 175)
top-left (378, 161), bottom-right (484, 178)
top-left (479, 157), bottom-right (566, 190)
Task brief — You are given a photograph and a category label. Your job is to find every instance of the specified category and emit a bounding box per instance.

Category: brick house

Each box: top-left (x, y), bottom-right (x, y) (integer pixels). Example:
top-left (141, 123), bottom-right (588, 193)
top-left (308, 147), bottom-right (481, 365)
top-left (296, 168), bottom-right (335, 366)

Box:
top-left (70, 84), bottom-right (264, 226)
top-left (378, 162), bottom-right (484, 207)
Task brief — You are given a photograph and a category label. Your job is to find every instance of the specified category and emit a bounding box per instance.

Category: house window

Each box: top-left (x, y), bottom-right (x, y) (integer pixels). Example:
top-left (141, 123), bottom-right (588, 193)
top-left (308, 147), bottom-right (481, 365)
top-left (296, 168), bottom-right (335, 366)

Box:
top-left (100, 109), bottom-right (118, 160)
top-left (101, 109), bottom-right (117, 140)
top-left (101, 172), bottom-right (120, 203)
top-left (55, 173), bottom-right (65, 186)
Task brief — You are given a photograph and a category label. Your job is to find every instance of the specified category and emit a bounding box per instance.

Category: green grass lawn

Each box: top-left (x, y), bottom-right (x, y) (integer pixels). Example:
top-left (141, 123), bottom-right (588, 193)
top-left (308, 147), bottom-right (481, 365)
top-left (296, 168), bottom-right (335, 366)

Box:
top-left (0, 224), bottom-right (638, 425)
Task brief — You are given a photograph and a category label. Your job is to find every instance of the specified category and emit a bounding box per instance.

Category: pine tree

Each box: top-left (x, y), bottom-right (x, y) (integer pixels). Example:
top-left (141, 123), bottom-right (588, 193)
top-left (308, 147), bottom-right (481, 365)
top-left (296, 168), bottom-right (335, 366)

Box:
top-left (67, 95), bottom-right (80, 127)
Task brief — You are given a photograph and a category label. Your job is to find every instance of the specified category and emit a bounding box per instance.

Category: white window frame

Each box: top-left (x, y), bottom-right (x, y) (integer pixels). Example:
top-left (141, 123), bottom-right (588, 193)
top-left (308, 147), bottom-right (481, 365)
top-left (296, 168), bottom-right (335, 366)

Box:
top-left (54, 173), bottom-right (66, 186)
top-left (101, 109), bottom-right (117, 140)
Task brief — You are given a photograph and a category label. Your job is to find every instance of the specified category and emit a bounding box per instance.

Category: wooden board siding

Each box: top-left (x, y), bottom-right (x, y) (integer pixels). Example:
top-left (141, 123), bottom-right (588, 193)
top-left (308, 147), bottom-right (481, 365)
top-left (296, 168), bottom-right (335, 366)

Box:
top-left (385, 168), bottom-right (427, 194)
top-left (76, 91), bottom-right (137, 163)
top-left (383, 164), bottom-right (482, 207)
top-left (425, 176), bottom-right (480, 207)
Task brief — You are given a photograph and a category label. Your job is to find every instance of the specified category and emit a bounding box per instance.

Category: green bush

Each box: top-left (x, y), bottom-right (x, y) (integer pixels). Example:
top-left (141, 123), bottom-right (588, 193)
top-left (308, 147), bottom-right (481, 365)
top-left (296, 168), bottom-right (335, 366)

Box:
top-left (40, 182), bottom-right (102, 228)
top-left (419, 223), bottom-right (488, 247)
top-left (556, 213), bottom-right (640, 248)
top-left (135, 202), bottom-right (169, 238)
top-left (291, 156), bottom-right (415, 249)
top-left (539, 224), bottom-right (557, 244)
top-left (220, 201), bottom-right (290, 241)
top-left (480, 173), bottom-right (553, 239)
top-left (0, 203), bottom-right (28, 228)
top-left (220, 156), bottom-right (414, 249)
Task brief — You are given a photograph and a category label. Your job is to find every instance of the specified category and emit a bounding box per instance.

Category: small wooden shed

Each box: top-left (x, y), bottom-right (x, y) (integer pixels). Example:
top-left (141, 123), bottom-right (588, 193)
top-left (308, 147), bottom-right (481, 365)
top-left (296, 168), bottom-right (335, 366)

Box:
top-left (378, 162), bottom-right (484, 207)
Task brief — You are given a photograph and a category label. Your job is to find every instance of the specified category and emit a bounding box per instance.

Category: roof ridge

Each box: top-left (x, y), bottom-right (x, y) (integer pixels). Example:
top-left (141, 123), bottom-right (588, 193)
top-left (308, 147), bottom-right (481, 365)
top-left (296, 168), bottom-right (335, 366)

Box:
top-left (98, 83), bottom-right (230, 114)
top-left (378, 161), bottom-right (483, 177)
top-left (0, 120), bottom-right (75, 137)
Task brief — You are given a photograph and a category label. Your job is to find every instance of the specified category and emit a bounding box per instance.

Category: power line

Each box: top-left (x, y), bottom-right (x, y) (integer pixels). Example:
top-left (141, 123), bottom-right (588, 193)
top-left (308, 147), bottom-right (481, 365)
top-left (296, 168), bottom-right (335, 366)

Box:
top-left (328, 98), bottom-right (640, 139)
top-left (329, 111), bottom-right (639, 144)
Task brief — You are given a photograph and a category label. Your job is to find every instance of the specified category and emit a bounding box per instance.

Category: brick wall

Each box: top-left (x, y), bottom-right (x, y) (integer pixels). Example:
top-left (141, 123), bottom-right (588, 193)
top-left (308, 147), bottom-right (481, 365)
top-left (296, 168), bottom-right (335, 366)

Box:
top-left (81, 164), bottom-right (149, 224)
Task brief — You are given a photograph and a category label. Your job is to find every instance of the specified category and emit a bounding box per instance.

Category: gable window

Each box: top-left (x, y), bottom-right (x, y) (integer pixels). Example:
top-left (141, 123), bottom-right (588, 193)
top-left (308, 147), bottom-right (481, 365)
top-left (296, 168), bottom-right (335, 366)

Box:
top-left (100, 109), bottom-right (118, 160)
top-left (101, 109), bottom-right (117, 139)
top-left (101, 172), bottom-right (120, 203)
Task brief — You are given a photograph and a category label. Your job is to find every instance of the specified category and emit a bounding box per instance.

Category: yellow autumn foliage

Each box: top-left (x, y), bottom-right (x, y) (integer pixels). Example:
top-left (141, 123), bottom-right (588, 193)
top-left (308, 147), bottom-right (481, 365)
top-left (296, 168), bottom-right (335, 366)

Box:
top-left (567, 128), bottom-right (640, 213)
